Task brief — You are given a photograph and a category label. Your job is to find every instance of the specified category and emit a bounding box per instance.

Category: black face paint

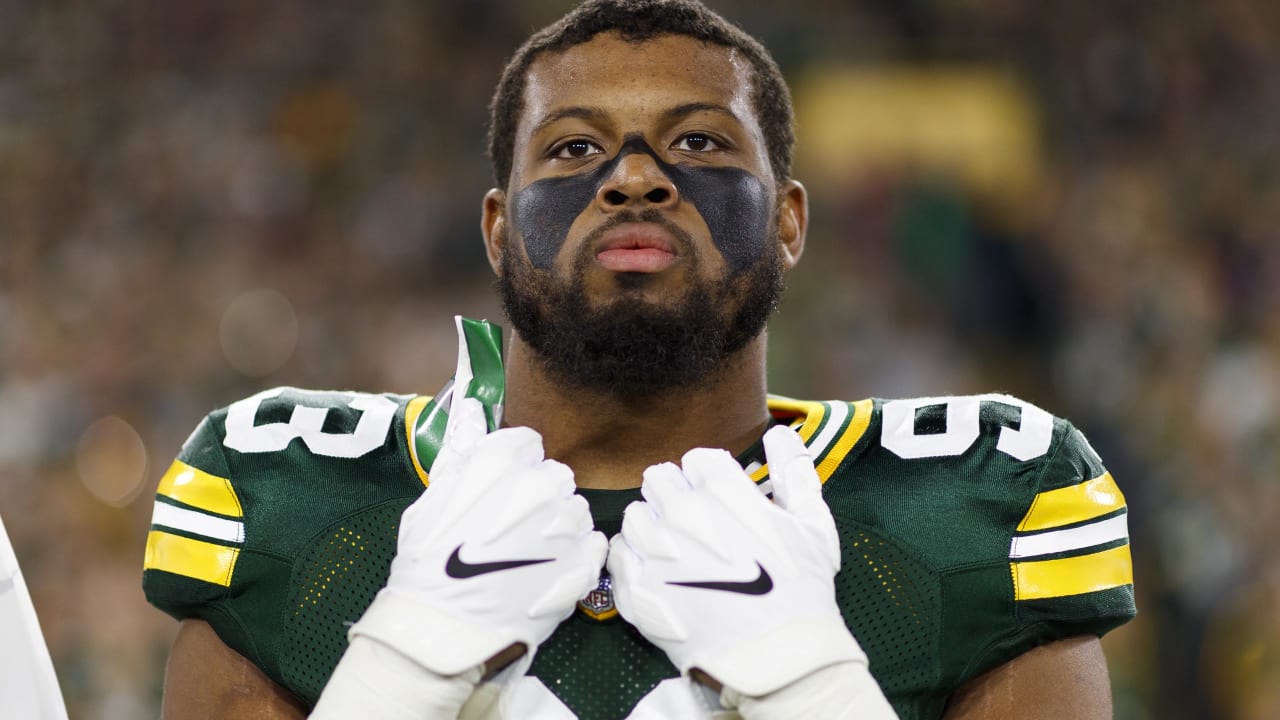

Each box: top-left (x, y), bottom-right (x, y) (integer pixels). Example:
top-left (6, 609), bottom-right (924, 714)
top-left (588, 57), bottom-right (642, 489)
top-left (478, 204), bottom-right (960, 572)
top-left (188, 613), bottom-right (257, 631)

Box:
top-left (511, 134), bottom-right (772, 273)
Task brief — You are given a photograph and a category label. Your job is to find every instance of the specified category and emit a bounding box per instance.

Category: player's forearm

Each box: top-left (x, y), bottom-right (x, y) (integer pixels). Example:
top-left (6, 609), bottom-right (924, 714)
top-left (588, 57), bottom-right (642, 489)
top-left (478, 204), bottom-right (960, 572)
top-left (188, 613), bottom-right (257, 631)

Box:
top-left (311, 635), bottom-right (481, 720)
top-left (722, 660), bottom-right (898, 720)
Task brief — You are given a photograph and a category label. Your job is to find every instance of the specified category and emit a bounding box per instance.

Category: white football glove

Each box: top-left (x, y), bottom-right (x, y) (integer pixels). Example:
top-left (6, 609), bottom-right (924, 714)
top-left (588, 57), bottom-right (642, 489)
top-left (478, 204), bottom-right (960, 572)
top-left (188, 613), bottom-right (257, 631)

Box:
top-left (607, 425), bottom-right (870, 698)
top-left (349, 396), bottom-right (609, 676)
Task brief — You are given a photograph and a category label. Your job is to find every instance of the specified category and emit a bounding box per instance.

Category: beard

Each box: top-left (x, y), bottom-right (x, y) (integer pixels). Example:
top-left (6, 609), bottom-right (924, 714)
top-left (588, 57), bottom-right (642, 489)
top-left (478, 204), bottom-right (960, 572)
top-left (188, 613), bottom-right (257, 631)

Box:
top-left (497, 209), bottom-right (785, 400)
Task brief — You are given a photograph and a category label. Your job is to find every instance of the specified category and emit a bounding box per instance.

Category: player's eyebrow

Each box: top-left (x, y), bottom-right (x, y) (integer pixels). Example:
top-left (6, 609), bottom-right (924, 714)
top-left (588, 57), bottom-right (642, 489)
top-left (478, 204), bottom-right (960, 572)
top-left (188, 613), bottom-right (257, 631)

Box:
top-left (658, 102), bottom-right (742, 125)
top-left (530, 106), bottom-right (610, 136)
top-left (530, 102), bottom-right (742, 137)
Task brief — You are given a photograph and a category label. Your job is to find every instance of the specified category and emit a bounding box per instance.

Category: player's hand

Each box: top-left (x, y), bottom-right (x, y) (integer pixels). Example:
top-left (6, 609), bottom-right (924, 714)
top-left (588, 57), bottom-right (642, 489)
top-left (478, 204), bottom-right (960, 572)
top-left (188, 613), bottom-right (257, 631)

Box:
top-left (349, 397), bottom-right (608, 676)
top-left (607, 425), bottom-right (866, 697)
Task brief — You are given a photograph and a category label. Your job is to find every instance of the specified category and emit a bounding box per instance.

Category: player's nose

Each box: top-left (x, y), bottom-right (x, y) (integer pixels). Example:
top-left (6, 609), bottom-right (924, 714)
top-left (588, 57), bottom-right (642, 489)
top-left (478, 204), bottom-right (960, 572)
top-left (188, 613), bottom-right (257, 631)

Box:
top-left (595, 152), bottom-right (679, 212)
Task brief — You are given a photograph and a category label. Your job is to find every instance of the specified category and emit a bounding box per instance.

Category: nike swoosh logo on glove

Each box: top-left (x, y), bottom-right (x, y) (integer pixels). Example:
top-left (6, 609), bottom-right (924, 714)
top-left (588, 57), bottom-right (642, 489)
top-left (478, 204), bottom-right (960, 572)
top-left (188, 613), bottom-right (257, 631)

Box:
top-left (444, 546), bottom-right (554, 579)
top-left (667, 561), bottom-right (774, 595)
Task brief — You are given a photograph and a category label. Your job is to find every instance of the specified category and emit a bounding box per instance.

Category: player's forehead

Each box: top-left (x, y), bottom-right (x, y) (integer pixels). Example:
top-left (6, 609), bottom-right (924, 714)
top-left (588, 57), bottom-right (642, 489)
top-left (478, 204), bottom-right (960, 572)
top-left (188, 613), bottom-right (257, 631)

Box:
top-left (516, 32), bottom-right (756, 143)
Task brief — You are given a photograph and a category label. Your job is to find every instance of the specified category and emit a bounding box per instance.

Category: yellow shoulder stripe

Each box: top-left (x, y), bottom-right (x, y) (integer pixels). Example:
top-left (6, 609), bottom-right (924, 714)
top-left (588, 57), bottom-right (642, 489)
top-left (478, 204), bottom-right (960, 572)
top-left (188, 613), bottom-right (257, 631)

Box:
top-left (404, 395), bottom-right (432, 486)
top-left (1012, 544), bottom-right (1132, 600)
top-left (144, 530), bottom-right (240, 586)
top-left (816, 399), bottom-right (873, 482)
top-left (1018, 471), bottom-right (1123, 532)
top-left (753, 398), bottom-right (873, 484)
top-left (157, 460), bottom-right (243, 518)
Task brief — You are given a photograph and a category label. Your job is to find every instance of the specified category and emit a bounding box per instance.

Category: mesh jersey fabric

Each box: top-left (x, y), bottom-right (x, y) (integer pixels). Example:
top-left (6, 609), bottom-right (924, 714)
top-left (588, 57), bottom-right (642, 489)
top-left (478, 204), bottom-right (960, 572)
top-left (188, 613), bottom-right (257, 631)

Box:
top-left (142, 387), bottom-right (1136, 719)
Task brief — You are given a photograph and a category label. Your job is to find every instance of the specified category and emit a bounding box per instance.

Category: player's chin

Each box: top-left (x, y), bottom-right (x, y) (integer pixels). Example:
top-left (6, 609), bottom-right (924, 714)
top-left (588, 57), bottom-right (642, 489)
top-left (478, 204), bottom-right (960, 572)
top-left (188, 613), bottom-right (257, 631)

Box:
top-left (582, 264), bottom-right (693, 299)
top-left (579, 290), bottom-right (671, 319)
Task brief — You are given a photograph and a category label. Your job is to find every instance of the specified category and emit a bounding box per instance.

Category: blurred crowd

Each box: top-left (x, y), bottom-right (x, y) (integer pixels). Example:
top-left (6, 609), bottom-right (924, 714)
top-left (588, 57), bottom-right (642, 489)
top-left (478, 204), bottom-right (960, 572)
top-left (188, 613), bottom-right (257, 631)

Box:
top-left (1, 1), bottom-right (1277, 717)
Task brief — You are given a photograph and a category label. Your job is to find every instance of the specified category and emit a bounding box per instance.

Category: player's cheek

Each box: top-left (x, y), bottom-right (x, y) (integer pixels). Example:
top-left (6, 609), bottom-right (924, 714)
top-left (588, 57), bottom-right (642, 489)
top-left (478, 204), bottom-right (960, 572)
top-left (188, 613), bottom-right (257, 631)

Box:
top-left (665, 164), bottom-right (772, 275)
top-left (510, 166), bottom-right (610, 270)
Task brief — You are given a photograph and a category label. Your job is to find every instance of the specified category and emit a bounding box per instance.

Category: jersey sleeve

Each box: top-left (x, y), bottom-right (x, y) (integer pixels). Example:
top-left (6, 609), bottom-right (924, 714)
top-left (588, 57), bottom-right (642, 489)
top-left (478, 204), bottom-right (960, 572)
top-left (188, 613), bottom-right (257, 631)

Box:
top-left (1007, 421), bottom-right (1136, 637)
top-left (142, 410), bottom-right (245, 619)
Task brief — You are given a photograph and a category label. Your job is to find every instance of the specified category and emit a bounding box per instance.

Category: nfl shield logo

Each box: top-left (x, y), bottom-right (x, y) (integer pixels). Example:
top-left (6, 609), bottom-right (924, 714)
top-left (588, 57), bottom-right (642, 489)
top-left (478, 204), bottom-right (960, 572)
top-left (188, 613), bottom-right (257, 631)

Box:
top-left (578, 571), bottom-right (617, 620)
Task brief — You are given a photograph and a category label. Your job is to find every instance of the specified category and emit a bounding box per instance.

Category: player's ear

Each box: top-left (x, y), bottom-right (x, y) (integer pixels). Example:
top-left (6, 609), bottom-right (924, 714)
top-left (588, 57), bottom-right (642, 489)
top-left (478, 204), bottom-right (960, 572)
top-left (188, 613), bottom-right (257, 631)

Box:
top-left (776, 179), bottom-right (807, 269)
top-left (481, 188), bottom-right (507, 274)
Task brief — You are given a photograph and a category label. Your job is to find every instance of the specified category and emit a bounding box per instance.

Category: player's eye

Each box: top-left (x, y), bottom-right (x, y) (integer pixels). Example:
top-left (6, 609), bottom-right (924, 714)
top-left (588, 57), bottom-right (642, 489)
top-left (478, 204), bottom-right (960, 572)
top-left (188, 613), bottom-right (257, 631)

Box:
top-left (672, 133), bottom-right (720, 152)
top-left (552, 140), bottom-right (603, 159)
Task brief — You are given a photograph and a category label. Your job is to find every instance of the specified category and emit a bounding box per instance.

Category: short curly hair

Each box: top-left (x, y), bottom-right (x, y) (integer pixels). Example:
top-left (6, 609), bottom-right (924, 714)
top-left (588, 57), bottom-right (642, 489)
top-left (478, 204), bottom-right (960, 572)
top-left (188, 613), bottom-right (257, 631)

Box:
top-left (487, 0), bottom-right (795, 189)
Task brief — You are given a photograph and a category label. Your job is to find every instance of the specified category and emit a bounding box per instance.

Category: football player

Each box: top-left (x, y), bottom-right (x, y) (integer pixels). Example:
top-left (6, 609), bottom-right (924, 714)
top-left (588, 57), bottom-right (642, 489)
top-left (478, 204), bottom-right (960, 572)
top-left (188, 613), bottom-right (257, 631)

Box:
top-left (144, 1), bottom-right (1135, 718)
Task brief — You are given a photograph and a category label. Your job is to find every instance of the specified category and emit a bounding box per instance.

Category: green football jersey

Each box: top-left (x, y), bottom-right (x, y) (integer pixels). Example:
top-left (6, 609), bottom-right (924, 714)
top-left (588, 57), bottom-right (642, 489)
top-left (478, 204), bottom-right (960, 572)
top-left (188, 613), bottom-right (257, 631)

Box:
top-left (143, 387), bottom-right (1135, 719)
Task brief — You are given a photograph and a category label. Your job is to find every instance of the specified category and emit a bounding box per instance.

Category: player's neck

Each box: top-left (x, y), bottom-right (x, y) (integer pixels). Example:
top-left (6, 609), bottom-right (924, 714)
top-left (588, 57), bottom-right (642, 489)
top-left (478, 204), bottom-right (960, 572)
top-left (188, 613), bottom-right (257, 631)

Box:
top-left (502, 333), bottom-right (771, 490)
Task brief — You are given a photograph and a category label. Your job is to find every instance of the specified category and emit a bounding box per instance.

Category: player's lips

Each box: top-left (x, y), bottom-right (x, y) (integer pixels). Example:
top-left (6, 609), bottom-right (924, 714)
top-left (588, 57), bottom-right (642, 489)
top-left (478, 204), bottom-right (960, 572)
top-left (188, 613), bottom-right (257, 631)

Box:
top-left (593, 223), bottom-right (680, 273)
